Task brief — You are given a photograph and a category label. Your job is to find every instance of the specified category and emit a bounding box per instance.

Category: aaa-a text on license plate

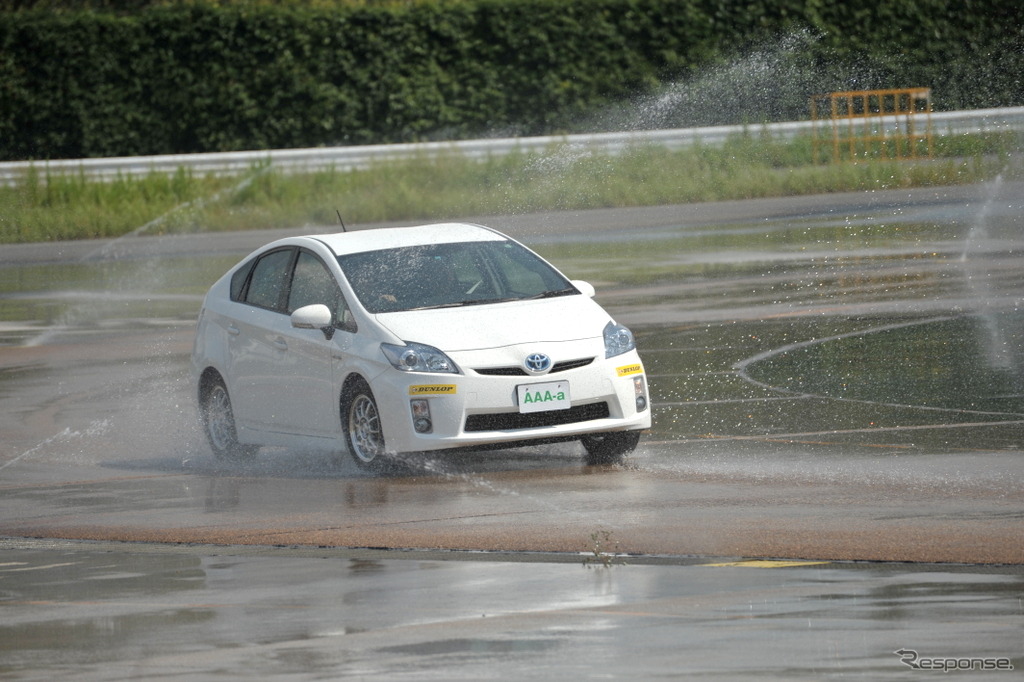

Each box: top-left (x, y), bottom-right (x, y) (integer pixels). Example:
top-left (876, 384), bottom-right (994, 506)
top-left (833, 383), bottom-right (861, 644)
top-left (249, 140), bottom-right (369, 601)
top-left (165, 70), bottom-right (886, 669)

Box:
top-left (517, 381), bottom-right (570, 413)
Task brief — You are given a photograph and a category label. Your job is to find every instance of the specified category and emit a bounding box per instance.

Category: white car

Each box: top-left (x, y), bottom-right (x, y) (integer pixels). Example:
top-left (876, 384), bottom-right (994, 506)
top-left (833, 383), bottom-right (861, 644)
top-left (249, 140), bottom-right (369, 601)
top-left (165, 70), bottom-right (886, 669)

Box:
top-left (191, 223), bottom-right (651, 470)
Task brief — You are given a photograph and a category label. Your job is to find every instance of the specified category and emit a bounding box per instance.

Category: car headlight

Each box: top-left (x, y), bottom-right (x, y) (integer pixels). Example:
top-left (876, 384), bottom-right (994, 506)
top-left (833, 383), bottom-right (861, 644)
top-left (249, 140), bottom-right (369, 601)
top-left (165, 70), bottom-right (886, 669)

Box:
top-left (603, 321), bottom-right (636, 358)
top-left (381, 342), bottom-right (459, 373)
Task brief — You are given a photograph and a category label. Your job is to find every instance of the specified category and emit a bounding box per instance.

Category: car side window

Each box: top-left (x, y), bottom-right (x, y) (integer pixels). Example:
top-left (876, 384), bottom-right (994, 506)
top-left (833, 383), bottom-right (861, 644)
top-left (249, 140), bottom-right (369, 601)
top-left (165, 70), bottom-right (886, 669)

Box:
top-left (288, 250), bottom-right (357, 332)
top-left (244, 248), bottom-right (294, 311)
top-left (230, 259), bottom-right (255, 302)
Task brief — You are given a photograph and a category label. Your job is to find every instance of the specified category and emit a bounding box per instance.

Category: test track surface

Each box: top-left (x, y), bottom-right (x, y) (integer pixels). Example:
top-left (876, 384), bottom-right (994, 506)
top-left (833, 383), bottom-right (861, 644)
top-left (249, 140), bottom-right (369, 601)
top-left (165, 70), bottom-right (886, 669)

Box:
top-left (2, 186), bottom-right (1022, 565)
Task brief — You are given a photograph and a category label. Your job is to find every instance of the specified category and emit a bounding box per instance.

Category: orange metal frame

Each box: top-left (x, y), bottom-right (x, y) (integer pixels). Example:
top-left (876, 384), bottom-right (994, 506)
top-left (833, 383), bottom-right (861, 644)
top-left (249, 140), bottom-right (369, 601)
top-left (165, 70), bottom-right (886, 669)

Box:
top-left (811, 88), bottom-right (933, 163)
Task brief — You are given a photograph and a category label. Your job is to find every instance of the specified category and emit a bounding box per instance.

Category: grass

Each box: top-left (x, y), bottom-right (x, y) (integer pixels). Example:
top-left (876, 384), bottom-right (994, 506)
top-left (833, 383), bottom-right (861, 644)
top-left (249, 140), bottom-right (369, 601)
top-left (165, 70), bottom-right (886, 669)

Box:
top-left (0, 167), bottom-right (238, 243)
top-left (0, 131), bottom-right (1018, 245)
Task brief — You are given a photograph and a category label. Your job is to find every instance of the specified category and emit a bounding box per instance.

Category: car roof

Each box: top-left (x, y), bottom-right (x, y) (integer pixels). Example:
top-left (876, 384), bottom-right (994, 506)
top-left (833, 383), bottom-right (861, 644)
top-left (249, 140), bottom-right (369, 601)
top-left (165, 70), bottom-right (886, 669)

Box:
top-left (313, 222), bottom-right (507, 256)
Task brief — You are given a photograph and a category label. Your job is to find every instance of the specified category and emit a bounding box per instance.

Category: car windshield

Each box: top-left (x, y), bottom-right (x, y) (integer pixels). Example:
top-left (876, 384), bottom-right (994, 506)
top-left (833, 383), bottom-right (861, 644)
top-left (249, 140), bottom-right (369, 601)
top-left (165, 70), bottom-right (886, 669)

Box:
top-left (337, 240), bottom-right (576, 313)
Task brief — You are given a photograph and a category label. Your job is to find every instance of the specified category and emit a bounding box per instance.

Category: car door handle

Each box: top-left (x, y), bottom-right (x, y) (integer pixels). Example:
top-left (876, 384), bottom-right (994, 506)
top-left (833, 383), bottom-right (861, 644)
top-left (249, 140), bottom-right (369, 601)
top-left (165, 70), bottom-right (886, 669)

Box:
top-left (227, 324), bottom-right (240, 336)
top-left (272, 337), bottom-right (288, 351)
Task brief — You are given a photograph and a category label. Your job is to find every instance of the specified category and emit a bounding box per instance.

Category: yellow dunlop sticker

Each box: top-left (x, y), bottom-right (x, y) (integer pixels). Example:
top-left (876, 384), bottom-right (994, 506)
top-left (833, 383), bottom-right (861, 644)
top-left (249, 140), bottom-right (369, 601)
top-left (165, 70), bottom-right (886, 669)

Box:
top-left (408, 384), bottom-right (457, 396)
top-left (616, 364), bottom-right (643, 377)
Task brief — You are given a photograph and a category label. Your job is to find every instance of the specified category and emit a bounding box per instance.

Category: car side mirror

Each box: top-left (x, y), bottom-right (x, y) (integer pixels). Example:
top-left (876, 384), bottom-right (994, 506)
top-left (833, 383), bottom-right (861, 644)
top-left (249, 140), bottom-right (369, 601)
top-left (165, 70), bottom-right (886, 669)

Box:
top-left (571, 280), bottom-right (596, 298)
top-left (291, 304), bottom-right (335, 340)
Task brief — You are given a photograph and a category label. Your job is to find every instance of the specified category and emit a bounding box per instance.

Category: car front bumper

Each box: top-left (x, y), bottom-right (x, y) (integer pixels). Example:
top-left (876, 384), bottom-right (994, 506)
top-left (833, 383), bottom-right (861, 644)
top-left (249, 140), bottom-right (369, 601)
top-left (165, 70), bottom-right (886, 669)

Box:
top-left (370, 345), bottom-right (651, 454)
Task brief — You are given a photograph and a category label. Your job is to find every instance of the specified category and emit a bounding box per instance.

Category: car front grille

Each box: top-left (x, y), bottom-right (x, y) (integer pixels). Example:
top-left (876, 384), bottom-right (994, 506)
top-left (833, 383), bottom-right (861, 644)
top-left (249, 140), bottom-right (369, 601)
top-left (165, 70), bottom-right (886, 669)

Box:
top-left (473, 357), bottom-right (595, 376)
top-left (464, 402), bottom-right (610, 432)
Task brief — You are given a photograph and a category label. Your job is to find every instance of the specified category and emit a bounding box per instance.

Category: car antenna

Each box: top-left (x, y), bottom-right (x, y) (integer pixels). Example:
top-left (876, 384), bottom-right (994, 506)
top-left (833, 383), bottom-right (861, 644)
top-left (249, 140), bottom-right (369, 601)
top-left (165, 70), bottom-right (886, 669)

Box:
top-left (336, 209), bottom-right (347, 232)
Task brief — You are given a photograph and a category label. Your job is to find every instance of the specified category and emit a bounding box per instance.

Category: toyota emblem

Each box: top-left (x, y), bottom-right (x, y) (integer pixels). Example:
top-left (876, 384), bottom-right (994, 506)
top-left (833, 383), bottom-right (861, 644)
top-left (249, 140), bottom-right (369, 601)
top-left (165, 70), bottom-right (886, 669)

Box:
top-left (524, 353), bottom-right (552, 373)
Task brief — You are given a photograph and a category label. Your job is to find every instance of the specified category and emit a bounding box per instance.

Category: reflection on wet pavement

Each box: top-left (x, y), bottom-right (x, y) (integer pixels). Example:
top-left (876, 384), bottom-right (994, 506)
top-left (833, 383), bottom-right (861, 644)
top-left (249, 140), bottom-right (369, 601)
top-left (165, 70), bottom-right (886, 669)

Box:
top-left (642, 315), bottom-right (1024, 450)
top-left (0, 541), bottom-right (1020, 680)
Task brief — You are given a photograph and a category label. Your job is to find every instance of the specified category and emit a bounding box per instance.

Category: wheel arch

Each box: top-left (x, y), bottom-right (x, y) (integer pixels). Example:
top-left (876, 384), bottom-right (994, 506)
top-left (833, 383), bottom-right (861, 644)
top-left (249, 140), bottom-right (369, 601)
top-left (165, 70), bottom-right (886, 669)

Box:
top-left (339, 371), bottom-right (372, 403)
top-left (339, 371), bottom-right (378, 437)
top-left (198, 366), bottom-right (226, 403)
top-left (339, 371), bottom-right (393, 469)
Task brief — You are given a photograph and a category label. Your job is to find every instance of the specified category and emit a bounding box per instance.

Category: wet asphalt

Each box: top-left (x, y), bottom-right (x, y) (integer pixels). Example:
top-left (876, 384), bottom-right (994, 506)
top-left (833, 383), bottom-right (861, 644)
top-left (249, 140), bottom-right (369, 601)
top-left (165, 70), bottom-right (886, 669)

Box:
top-left (2, 538), bottom-right (1021, 680)
top-left (1, 182), bottom-right (1022, 678)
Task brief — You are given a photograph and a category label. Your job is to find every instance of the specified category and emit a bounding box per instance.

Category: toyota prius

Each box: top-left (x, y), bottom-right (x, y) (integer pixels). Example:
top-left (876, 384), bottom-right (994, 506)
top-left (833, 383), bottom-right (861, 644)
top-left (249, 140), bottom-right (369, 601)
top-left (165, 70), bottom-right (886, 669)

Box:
top-left (191, 223), bottom-right (651, 470)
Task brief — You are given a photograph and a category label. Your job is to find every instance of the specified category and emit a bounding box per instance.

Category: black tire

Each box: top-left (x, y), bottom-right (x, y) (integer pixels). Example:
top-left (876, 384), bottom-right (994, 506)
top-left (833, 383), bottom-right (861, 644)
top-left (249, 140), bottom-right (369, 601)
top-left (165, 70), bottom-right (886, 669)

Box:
top-left (341, 379), bottom-right (392, 472)
top-left (581, 431), bottom-right (641, 465)
top-left (200, 379), bottom-right (256, 461)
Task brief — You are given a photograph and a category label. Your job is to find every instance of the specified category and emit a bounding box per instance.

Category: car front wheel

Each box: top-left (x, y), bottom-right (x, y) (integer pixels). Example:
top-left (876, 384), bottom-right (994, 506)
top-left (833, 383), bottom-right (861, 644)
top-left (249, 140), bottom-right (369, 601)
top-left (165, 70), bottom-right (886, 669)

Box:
top-left (581, 431), bottom-right (641, 465)
top-left (200, 380), bottom-right (256, 461)
top-left (342, 380), bottom-right (390, 471)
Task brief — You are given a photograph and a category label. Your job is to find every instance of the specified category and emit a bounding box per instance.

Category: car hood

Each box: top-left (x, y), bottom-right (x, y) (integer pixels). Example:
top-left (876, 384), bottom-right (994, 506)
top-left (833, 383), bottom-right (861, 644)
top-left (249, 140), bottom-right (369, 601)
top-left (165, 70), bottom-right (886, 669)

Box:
top-left (373, 295), bottom-right (610, 351)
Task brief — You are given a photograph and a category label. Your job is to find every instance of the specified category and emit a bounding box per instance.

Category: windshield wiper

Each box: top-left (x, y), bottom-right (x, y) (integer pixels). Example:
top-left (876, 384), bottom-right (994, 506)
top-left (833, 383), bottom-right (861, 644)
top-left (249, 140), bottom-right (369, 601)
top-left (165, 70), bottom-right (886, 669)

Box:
top-left (459, 297), bottom-right (521, 306)
top-left (397, 291), bottom-right (573, 312)
top-left (400, 302), bottom-right (469, 311)
top-left (400, 297), bottom-right (519, 312)
top-left (526, 287), bottom-right (578, 300)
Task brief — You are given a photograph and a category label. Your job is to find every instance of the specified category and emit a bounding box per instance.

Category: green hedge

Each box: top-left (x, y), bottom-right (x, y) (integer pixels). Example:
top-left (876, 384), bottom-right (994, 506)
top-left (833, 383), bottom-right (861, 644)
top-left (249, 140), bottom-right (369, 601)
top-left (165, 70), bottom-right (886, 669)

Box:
top-left (1, 0), bottom-right (1021, 161)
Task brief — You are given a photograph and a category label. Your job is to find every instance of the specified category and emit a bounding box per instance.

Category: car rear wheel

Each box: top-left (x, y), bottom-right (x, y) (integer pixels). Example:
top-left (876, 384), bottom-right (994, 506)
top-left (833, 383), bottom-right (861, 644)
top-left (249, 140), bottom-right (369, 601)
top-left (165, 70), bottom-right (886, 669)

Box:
top-left (200, 380), bottom-right (256, 461)
top-left (342, 380), bottom-right (390, 471)
top-left (581, 431), bottom-right (641, 465)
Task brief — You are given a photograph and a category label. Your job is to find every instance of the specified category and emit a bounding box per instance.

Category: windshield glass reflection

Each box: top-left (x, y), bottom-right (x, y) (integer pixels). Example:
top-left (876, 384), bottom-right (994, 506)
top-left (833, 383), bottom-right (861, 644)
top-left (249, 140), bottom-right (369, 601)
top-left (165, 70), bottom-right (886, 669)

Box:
top-left (336, 241), bottom-right (573, 313)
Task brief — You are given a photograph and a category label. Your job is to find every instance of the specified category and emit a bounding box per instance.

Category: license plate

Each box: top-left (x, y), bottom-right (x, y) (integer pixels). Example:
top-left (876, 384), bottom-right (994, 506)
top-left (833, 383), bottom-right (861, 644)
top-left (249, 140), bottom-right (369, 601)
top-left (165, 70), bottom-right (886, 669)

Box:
top-left (517, 381), bottom-right (570, 413)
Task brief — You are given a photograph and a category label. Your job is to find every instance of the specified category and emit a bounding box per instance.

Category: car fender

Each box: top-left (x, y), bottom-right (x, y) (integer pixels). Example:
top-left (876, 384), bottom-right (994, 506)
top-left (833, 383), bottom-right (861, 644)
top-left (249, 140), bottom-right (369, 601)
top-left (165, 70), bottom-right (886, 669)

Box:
top-left (191, 305), bottom-right (237, 399)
